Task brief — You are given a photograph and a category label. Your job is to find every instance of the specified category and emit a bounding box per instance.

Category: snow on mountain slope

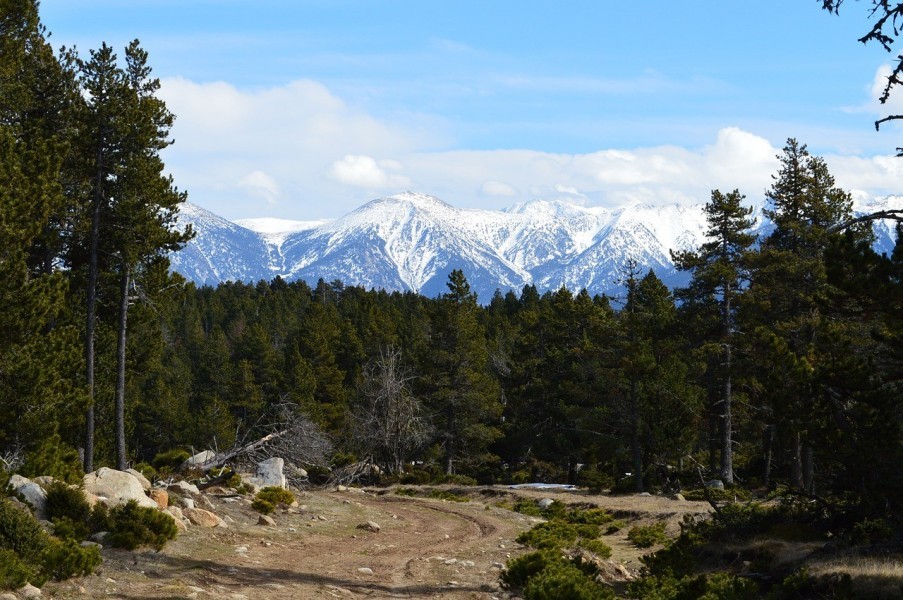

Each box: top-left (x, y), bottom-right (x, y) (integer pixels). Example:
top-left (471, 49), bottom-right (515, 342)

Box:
top-left (169, 192), bottom-right (901, 300)
top-left (170, 202), bottom-right (273, 286)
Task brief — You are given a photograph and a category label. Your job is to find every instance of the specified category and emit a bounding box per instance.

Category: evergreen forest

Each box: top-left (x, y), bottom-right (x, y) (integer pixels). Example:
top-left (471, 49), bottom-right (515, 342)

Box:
top-left (2, 2), bottom-right (903, 595)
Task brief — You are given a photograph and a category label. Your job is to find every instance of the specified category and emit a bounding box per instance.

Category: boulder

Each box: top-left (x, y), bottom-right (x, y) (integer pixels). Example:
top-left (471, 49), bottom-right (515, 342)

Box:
top-left (674, 493), bottom-right (686, 502)
top-left (165, 505), bottom-right (184, 520)
top-left (257, 514), bottom-right (277, 527)
top-left (537, 498), bottom-right (554, 510)
top-left (149, 489), bottom-right (169, 510)
top-left (125, 469), bottom-right (152, 491)
top-left (167, 480), bottom-right (200, 495)
top-left (183, 450), bottom-right (217, 469)
top-left (705, 479), bottom-right (725, 490)
top-left (180, 497), bottom-right (195, 510)
top-left (254, 457), bottom-right (286, 489)
top-left (83, 468), bottom-right (159, 510)
top-left (183, 507), bottom-right (222, 528)
top-left (357, 521), bottom-right (381, 533)
top-left (8, 475), bottom-right (48, 520)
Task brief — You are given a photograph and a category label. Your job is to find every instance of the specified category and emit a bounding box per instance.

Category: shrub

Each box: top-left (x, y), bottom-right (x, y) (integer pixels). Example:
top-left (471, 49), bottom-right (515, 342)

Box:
top-left (133, 462), bottom-right (157, 481)
top-left (0, 549), bottom-right (32, 590)
top-left (436, 474), bottom-right (478, 486)
top-left (44, 481), bottom-right (91, 525)
top-left (251, 498), bottom-right (275, 515)
top-left (0, 499), bottom-right (101, 588)
top-left (107, 500), bottom-right (178, 551)
top-left (428, 489), bottom-right (470, 503)
top-left (502, 550), bottom-right (564, 590)
top-left (682, 486), bottom-right (752, 502)
top-left (578, 538), bottom-right (612, 559)
top-left (523, 559), bottom-right (615, 600)
top-left (511, 499), bottom-right (544, 517)
top-left (517, 521), bottom-right (599, 550)
top-left (394, 487), bottom-right (417, 497)
top-left (151, 448), bottom-right (190, 471)
top-left (0, 498), bottom-right (49, 564)
top-left (19, 434), bottom-right (83, 485)
top-left (575, 468), bottom-right (614, 493)
top-left (256, 486), bottom-right (295, 506)
top-left (40, 537), bottom-right (101, 581)
top-left (627, 522), bottom-right (669, 548)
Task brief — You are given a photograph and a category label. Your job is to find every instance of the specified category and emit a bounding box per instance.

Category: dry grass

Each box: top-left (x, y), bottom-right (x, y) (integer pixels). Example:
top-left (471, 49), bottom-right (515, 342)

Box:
top-left (807, 556), bottom-right (903, 599)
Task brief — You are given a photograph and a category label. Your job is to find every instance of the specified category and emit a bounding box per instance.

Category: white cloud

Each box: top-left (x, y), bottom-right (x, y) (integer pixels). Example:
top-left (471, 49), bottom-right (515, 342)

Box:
top-left (157, 76), bottom-right (901, 220)
top-left (238, 170), bottom-right (281, 204)
top-left (329, 155), bottom-right (411, 189)
top-left (481, 181), bottom-right (518, 197)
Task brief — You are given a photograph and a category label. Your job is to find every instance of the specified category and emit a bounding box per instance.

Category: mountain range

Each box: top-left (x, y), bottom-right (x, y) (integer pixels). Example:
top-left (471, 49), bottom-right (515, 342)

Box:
top-left (168, 192), bottom-right (901, 301)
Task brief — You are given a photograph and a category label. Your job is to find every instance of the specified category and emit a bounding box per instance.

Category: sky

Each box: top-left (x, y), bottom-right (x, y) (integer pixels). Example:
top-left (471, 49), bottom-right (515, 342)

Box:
top-left (38, 0), bottom-right (903, 221)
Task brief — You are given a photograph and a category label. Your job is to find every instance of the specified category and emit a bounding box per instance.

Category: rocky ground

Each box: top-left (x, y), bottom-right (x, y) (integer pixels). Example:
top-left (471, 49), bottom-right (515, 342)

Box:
top-left (35, 485), bottom-right (712, 599)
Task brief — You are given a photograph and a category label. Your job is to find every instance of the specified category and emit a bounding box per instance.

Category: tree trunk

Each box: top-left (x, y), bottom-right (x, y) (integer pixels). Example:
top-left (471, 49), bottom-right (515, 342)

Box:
top-left (802, 443), bottom-right (814, 494)
top-left (83, 152), bottom-right (103, 474)
top-left (763, 424), bottom-right (774, 488)
top-left (630, 379), bottom-right (644, 493)
top-left (790, 430), bottom-right (804, 490)
top-left (114, 263), bottom-right (130, 470)
top-left (720, 345), bottom-right (733, 485)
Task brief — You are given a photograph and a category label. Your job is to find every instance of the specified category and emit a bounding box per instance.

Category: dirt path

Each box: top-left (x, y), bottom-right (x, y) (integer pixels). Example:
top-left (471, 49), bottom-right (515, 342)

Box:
top-left (40, 486), bottom-right (711, 599)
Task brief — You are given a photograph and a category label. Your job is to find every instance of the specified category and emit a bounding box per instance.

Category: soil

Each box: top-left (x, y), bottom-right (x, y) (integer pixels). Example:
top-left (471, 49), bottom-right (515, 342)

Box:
top-left (39, 486), bottom-right (712, 599)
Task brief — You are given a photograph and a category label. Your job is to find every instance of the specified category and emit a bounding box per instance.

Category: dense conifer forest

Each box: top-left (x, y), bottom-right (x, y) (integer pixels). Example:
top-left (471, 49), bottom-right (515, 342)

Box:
top-left (2, 1), bottom-right (903, 595)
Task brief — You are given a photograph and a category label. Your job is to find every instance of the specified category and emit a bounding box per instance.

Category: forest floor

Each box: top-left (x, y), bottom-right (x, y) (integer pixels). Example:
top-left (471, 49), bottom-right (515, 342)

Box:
top-left (39, 485), bottom-right (712, 599)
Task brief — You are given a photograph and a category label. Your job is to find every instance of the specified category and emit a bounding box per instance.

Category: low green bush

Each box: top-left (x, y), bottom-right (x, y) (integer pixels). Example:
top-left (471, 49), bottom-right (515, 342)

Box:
top-left (627, 522), bottom-right (669, 548)
top-left (523, 559), bottom-right (615, 600)
top-left (502, 550), bottom-right (564, 590)
top-left (251, 498), bottom-right (275, 514)
top-left (256, 486), bottom-right (296, 506)
top-left (0, 499), bottom-right (100, 588)
top-left (436, 474), bottom-right (478, 486)
top-left (428, 489), bottom-right (470, 503)
top-left (106, 500), bottom-right (178, 551)
top-left (0, 548), bottom-right (32, 589)
top-left (133, 462), bottom-right (157, 481)
top-left (577, 538), bottom-right (612, 558)
top-left (517, 521), bottom-right (600, 550)
top-left (40, 537), bottom-right (101, 581)
top-left (394, 487), bottom-right (417, 497)
top-left (682, 486), bottom-right (752, 502)
top-left (151, 448), bottom-right (190, 471)
top-left (44, 482), bottom-right (90, 520)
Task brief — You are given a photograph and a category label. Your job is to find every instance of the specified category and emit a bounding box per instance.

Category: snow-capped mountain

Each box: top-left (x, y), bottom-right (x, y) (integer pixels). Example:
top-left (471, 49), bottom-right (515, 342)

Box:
top-left (172, 192), bottom-right (901, 300)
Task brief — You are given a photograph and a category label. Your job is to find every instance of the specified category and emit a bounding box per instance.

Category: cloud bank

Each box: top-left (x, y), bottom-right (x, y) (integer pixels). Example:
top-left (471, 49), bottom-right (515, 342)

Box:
top-left (160, 77), bottom-right (902, 220)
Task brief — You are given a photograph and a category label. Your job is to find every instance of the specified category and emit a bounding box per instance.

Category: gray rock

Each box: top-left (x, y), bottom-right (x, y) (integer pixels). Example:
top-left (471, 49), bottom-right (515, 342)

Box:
top-left (254, 457), bottom-right (286, 489)
top-left (537, 498), bottom-right (554, 510)
top-left (90, 531), bottom-right (110, 544)
top-left (83, 468), bottom-right (159, 509)
top-left (180, 497), bottom-right (195, 510)
top-left (19, 583), bottom-right (41, 599)
top-left (125, 468), bottom-right (152, 491)
top-left (705, 479), bottom-right (725, 490)
top-left (168, 480), bottom-right (200, 495)
top-left (8, 475), bottom-right (47, 519)
top-left (183, 450), bottom-right (217, 469)
top-left (357, 567), bottom-right (373, 575)
top-left (675, 493), bottom-right (686, 502)
top-left (357, 521), bottom-right (381, 533)
top-left (257, 514), bottom-right (277, 526)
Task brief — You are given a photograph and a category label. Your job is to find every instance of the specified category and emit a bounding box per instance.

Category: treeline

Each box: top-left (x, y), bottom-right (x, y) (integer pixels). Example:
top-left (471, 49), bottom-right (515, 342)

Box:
top-left (1, 1), bottom-right (902, 525)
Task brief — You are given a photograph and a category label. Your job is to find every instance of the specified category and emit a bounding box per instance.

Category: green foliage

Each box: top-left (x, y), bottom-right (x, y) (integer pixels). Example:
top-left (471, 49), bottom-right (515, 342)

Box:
top-left (106, 500), bottom-right (178, 551)
top-left (255, 486), bottom-right (296, 507)
top-left (502, 550), bottom-right (565, 591)
top-left (394, 487), bottom-right (417, 497)
top-left (251, 498), bottom-right (275, 515)
top-left (575, 468), bottom-right (614, 492)
top-left (627, 522), bottom-right (669, 548)
top-left (44, 481), bottom-right (91, 526)
top-left (40, 537), bottom-right (101, 581)
top-left (20, 434), bottom-right (84, 485)
top-left (0, 548), bottom-right (32, 590)
top-left (0, 498), bottom-right (100, 587)
top-left (681, 486), bottom-right (752, 502)
top-left (518, 521), bottom-right (601, 551)
top-left (576, 538), bottom-right (612, 559)
top-left (523, 559), bottom-right (614, 600)
top-left (133, 462), bottom-right (157, 481)
top-left (629, 572), bottom-right (760, 600)
top-left (151, 448), bottom-right (190, 471)
top-left (428, 489), bottom-right (470, 503)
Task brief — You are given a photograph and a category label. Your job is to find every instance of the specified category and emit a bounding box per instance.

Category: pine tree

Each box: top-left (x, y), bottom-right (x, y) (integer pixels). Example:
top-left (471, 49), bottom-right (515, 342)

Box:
top-left (673, 189), bottom-right (756, 485)
top-left (428, 270), bottom-right (502, 475)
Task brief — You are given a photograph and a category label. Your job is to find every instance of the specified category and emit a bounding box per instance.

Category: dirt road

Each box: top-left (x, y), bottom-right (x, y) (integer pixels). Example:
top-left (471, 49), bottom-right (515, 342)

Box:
top-left (40, 486), bottom-right (711, 599)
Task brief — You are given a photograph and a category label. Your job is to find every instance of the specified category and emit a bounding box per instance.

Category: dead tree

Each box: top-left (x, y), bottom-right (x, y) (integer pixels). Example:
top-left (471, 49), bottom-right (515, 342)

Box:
top-left (349, 346), bottom-right (430, 476)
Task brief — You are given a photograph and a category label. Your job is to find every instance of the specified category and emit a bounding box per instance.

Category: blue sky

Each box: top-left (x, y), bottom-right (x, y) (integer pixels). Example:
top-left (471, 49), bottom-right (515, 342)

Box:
top-left (39, 1), bottom-right (903, 220)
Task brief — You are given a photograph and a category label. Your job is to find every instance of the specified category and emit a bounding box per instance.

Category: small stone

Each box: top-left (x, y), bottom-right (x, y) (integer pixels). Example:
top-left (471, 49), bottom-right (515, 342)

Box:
top-left (337, 485), bottom-right (348, 492)
top-left (149, 488), bottom-right (169, 510)
top-left (90, 531), bottom-right (110, 543)
top-left (444, 558), bottom-right (457, 565)
top-left (258, 515), bottom-right (277, 527)
top-left (357, 567), bottom-right (373, 575)
top-left (356, 520), bottom-right (381, 533)
top-left (491, 562), bottom-right (505, 569)
top-left (19, 583), bottom-right (41, 599)
top-left (181, 497), bottom-right (195, 510)
top-left (537, 498), bottom-right (554, 510)
top-left (235, 546), bottom-right (248, 554)
top-left (462, 560), bottom-right (475, 567)
top-left (105, 578), bottom-right (117, 584)
top-left (675, 493), bottom-right (686, 502)
top-left (80, 540), bottom-right (102, 549)
top-left (639, 492), bottom-right (652, 497)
